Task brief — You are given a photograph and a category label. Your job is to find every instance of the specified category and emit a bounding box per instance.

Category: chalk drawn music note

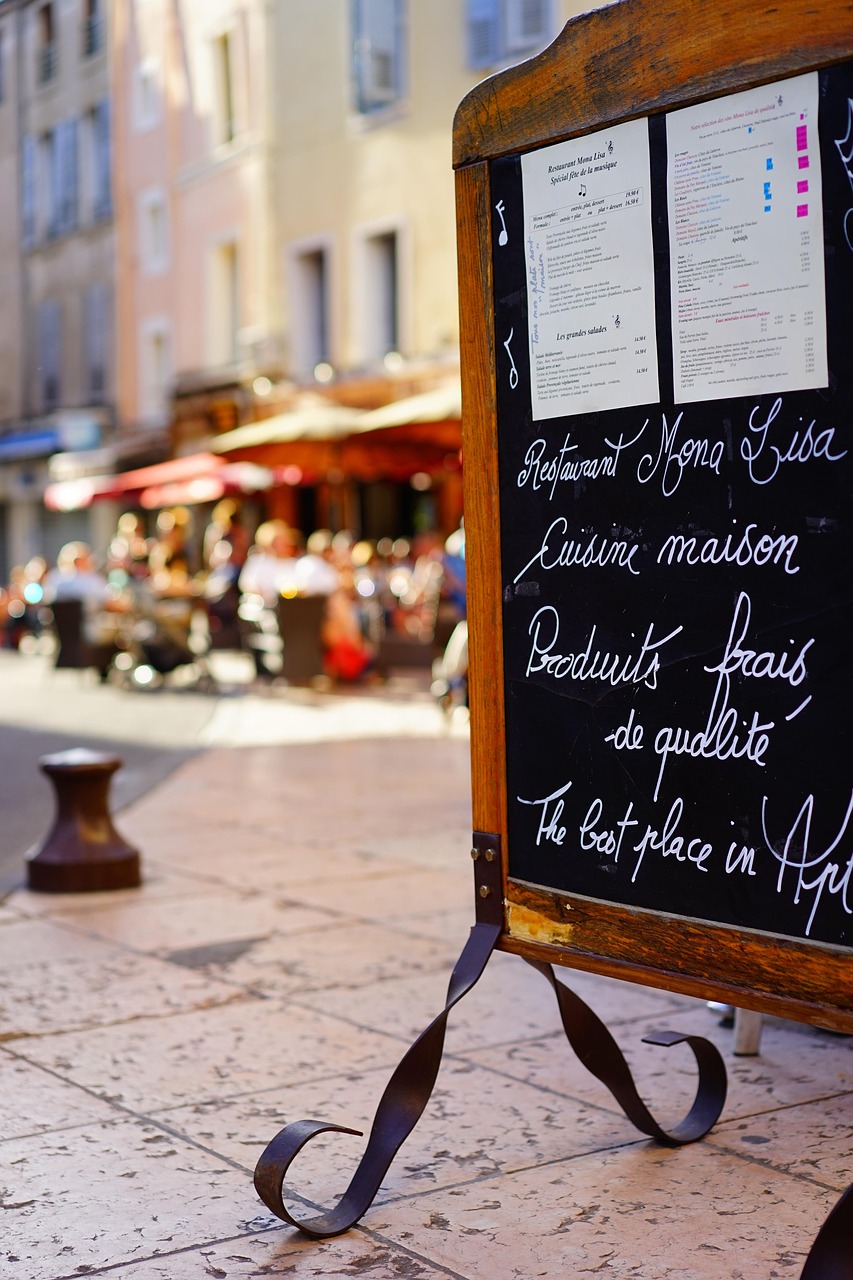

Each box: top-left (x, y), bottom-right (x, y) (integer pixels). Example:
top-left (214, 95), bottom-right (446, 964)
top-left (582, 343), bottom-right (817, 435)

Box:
top-left (504, 327), bottom-right (519, 389)
top-left (495, 199), bottom-right (509, 246)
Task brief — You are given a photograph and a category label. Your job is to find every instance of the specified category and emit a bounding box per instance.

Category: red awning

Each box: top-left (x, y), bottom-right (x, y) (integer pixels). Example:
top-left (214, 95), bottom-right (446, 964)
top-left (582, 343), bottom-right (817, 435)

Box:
top-left (44, 453), bottom-right (274, 512)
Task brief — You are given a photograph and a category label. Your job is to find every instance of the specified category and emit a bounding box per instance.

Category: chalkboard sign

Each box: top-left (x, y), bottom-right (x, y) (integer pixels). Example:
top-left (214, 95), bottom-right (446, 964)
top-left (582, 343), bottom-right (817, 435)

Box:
top-left (454, 0), bottom-right (852, 1029)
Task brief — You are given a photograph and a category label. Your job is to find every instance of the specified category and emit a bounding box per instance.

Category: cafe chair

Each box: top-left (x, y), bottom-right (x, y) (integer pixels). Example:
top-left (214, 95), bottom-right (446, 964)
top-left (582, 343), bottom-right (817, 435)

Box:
top-left (49, 599), bottom-right (115, 680)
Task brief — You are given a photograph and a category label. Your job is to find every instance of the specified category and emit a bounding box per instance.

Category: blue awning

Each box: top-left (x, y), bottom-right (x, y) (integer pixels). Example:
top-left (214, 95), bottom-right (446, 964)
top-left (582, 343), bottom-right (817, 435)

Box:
top-left (0, 429), bottom-right (60, 460)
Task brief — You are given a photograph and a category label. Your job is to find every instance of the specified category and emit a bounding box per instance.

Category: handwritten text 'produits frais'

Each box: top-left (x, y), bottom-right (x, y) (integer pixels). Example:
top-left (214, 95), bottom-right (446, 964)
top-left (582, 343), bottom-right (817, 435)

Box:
top-left (525, 591), bottom-right (814, 801)
top-left (516, 781), bottom-right (852, 937)
top-left (516, 396), bottom-right (847, 501)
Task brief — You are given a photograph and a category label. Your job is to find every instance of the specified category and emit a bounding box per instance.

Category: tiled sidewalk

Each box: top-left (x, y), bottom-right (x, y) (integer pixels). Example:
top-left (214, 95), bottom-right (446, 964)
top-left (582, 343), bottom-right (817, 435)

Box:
top-left (1, 734), bottom-right (850, 1278)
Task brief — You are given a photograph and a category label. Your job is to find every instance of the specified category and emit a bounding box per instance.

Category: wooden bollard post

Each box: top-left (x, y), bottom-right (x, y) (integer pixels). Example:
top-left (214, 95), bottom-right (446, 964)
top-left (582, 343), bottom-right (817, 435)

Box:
top-left (26, 749), bottom-right (141, 893)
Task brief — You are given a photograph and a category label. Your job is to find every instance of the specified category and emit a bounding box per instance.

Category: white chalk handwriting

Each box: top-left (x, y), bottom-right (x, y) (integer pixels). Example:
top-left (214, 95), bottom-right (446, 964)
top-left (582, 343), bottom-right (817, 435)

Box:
top-left (513, 517), bottom-right (640, 582)
top-left (636, 411), bottom-right (724, 496)
top-left (741, 397), bottom-right (847, 485)
top-left (762, 790), bottom-right (853, 937)
top-left (525, 605), bottom-right (682, 690)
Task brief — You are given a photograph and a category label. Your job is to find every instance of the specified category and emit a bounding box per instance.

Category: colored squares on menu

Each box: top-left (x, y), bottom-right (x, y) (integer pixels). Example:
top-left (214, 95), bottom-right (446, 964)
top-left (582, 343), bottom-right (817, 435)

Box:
top-left (795, 123), bottom-right (810, 205)
top-left (766, 157), bottom-right (773, 170)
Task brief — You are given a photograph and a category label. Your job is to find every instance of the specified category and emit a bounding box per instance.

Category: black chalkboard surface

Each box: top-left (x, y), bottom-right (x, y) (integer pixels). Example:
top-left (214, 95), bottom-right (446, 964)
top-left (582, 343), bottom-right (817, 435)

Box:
top-left (491, 64), bottom-right (853, 954)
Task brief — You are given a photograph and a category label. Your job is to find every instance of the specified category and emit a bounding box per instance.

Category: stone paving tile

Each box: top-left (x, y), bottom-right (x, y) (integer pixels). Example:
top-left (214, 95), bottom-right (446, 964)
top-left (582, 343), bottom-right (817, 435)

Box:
top-left (48, 888), bottom-right (336, 954)
top-left (16, 999), bottom-right (407, 1111)
top-left (182, 845), bottom-right (437, 894)
top-left (0, 1117), bottom-right (264, 1280)
top-left (302, 950), bottom-right (697, 1056)
top-left (0, 916), bottom-right (125, 967)
top-left (385, 904), bottom-right (482, 948)
top-left (154, 1056), bottom-right (644, 1205)
top-left (105, 1227), bottom-right (458, 1278)
top-left (278, 865), bottom-right (471, 923)
top-left (7, 869), bottom-right (217, 917)
top-left (0, 949), bottom-right (242, 1039)
top-left (0, 1051), bottom-right (120, 1140)
top-left (466, 1006), bottom-right (852, 1126)
top-left (710, 1092), bottom-right (853, 1188)
top-left (215, 920), bottom-right (460, 997)
top-left (350, 828), bottom-right (476, 872)
top-left (362, 1140), bottom-right (837, 1279)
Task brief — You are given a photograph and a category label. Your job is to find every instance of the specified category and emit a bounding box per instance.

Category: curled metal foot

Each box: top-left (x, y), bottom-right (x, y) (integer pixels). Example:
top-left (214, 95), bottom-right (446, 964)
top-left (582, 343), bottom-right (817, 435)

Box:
top-left (800, 1183), bottom-right (853, 1280)
top-left (525, 959), bottom-right (728, 1143)
top-left (254, 921), bottom-right (501, 1238)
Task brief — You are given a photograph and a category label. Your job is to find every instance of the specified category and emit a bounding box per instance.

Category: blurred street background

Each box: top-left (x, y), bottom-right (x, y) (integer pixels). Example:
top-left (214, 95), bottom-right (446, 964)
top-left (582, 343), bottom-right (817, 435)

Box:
top-left (0, 0), bottom-right (596, 694)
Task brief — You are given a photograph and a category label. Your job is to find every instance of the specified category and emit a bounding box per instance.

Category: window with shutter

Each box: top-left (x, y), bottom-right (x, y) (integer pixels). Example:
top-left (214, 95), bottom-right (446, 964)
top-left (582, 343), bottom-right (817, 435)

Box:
top-left (353, 0), bottom-right (404, 114)
top-left (467, 0), bottom-right (500, 68)
top-left (467, 0), bottom-right (553, 67)
top-left (92, 99), bottom-right (112, 221)
top-left (84, 284), bottom-right (109, 401)
top-left (61, 119), bottom-right (79, 234)
top-left (39, 301), bottom-right (62, 410)
top-left (22, 137), bottom-right (36, 248)
top-left (213, 32), bottom-right (237, 145)
top-left (43, 129), bottom-right (61, 238)
top-left (506, 0), bottom-right (551, 50)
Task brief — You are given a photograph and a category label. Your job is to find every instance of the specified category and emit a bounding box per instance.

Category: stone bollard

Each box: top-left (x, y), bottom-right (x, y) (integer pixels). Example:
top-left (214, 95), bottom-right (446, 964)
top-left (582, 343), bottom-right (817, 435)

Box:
top-left (26, 749), bottom-right (141, 892)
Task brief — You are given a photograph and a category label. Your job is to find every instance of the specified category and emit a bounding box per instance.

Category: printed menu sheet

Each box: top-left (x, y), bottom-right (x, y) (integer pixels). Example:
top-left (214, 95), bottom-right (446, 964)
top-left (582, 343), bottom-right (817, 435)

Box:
top-left (667, 72), bottom-right (827, 403)
top-left (520, 118), bottom-right (660, 420)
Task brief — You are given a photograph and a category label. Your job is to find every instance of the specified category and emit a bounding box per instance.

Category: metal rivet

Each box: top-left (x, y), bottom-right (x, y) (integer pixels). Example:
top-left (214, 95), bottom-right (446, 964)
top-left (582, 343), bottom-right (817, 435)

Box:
top-left (479, 885), bottom-right (491, 898)
top-left (484, 848), bottom-right (497, 862)
top-left (470, 847), bottom-right (480, 861)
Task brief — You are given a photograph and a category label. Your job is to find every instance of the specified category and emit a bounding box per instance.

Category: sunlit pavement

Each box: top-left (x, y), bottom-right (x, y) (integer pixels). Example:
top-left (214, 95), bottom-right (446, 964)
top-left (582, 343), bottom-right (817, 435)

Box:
top-left (0, 649), bottom-right (849, 1278)
top-left (0, 645), bottom-right (469, 750)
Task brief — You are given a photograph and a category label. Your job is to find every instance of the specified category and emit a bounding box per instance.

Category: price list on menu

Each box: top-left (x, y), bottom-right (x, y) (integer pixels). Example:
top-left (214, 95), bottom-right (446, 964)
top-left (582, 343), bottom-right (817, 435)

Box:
top-left (491, 67), bottom-right (853, 949)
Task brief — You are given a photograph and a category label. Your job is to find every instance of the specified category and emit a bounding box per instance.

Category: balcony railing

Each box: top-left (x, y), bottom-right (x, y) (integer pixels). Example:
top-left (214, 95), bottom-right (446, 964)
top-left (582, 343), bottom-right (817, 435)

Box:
top-left (38, 42), bottom-right (57, 85)
top-left (83, 15), bottom-right (103, 58)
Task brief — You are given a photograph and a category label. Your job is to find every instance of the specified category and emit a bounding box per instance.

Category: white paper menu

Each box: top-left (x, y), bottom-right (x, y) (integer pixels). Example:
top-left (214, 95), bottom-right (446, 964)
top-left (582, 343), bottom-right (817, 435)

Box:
top-left (667, 72), bottom-right (827, 403)
top-left (520, 118), bottom-right (660, 420)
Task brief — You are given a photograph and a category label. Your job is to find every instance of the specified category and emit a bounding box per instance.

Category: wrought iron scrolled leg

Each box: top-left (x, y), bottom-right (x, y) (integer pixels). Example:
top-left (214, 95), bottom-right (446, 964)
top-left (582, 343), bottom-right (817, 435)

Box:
top-left (254, 920), bottom-right (501, 1239)
top-left (800, 1183), bottom-right (853, 1280)
top-left (525, 958), bottom-right (727, 1144)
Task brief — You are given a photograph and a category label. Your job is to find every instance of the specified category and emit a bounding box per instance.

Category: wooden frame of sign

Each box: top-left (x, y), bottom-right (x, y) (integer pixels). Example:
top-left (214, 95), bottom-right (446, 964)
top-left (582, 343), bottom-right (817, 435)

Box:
top-left (454, 0), bottom-right (853, 1032)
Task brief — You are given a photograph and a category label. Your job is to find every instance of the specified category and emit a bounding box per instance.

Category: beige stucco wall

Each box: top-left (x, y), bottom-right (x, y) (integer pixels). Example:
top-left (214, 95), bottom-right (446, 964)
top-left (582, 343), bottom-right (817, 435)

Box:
top-left (272, 1), bottom-right (600, 377)
top-left (113, 0), bottom-right (274, 436)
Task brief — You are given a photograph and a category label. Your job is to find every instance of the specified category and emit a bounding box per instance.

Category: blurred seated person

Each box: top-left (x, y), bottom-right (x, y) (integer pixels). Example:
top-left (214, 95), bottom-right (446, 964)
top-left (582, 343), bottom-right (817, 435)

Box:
top-left (238, 519), bottom-right (299, 604)
top-left (203, 499), bottom-right (250, 572)
top-left (322, 575), bottom-right (375, 682)
top-left (390, 533), bottom-right (445, 640)
top-left (107, 512), bottom-right (151, 585)
top-left (442, 520), bottom-right (466, 619)
top-left (202, 537), bottom-right (244, 649)
top-left (291, 529), bottom-right (340, 597)
top-left (43, 542), bottom-right (128, 675)
top-left (147, 507), bottom-right (194, 600)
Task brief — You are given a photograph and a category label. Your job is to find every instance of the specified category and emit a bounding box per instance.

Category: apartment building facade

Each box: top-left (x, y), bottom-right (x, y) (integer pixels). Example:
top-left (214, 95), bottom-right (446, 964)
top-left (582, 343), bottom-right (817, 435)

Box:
top-left (0, 0), bottom-right (114, 576)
